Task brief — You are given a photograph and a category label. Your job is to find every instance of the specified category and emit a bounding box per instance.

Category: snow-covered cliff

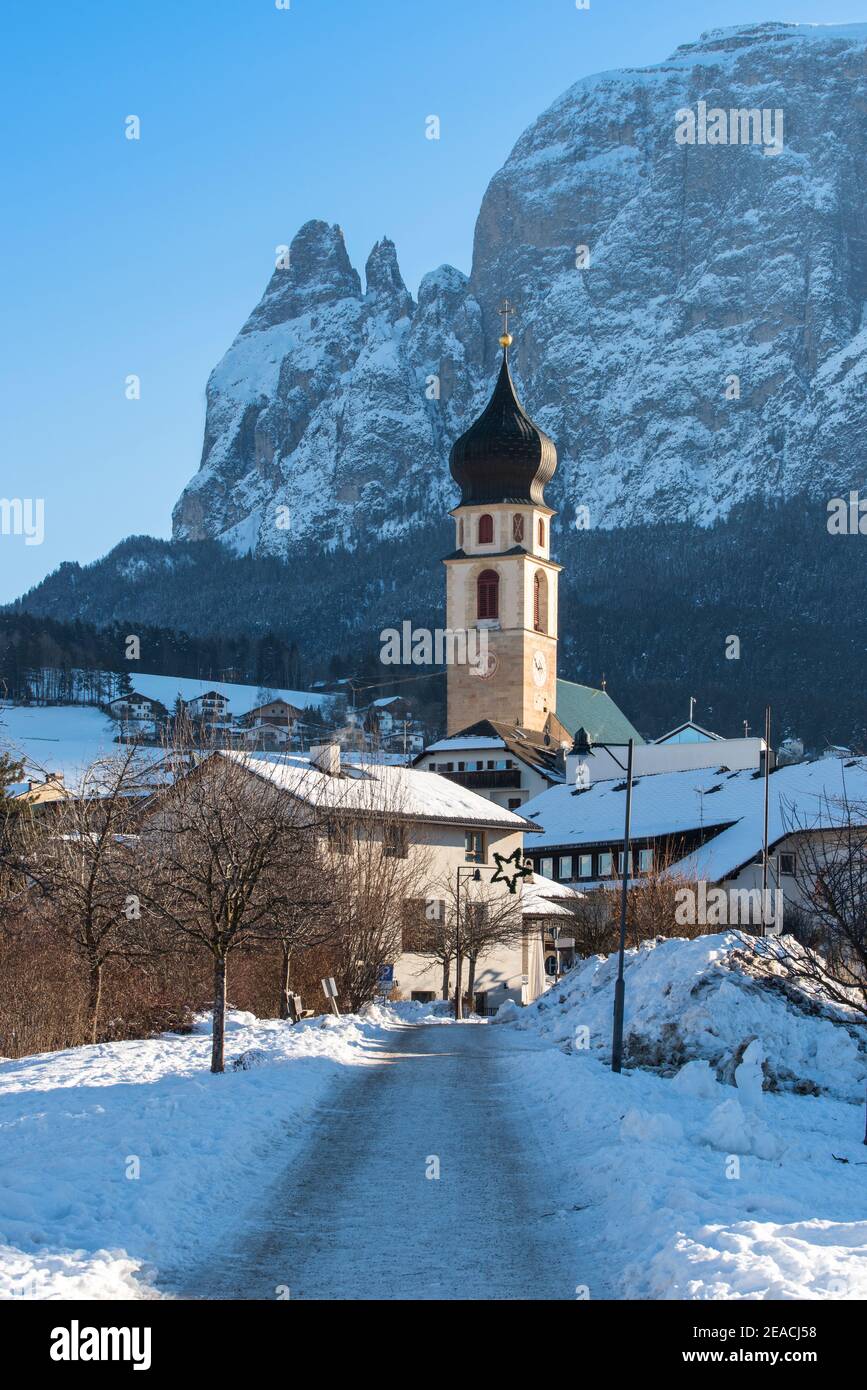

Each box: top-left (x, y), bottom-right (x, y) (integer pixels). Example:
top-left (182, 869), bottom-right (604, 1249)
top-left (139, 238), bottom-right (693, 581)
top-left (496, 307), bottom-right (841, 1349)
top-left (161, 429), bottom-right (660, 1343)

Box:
top-left (173, 21), bottom-right (867, 552)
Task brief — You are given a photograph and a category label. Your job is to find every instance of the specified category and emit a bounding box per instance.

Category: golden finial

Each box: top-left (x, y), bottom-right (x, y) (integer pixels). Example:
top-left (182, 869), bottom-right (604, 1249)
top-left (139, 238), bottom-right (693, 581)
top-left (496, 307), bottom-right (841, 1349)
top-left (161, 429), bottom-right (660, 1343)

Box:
top-left (497, 297), bottom-right (516, 349)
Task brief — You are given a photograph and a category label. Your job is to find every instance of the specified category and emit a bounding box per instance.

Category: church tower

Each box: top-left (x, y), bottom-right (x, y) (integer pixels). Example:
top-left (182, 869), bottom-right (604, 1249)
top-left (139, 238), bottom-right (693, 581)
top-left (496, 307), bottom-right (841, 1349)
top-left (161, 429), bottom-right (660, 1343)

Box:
top-left (444, 313), bottom-right (560, 736)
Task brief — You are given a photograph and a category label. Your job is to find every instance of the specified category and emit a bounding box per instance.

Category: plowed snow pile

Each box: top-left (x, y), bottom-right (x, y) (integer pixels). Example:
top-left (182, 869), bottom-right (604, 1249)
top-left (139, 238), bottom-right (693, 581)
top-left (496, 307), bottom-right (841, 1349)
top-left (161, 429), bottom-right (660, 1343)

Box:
top-left (503, 932), bottom-right (867, 1299)
top-left (516, 932), bottom-right (867, 1102)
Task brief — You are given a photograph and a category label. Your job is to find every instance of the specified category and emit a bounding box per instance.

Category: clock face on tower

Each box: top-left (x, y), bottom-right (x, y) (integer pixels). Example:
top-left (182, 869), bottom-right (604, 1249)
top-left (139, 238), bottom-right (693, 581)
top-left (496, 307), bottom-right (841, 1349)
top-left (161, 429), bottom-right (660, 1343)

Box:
top-left (531, 649), bottom-right (548, 687)
top-left (471, 649), bottom-right (499, 680)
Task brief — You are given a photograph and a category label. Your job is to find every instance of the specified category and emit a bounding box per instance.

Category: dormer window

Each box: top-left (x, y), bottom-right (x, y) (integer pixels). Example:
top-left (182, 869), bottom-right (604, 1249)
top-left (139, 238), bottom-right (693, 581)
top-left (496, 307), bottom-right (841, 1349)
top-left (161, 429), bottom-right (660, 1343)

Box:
top-left (478, 514), bottom-right (494, 544)
top-left (477, 569), bottom-right (499, 620)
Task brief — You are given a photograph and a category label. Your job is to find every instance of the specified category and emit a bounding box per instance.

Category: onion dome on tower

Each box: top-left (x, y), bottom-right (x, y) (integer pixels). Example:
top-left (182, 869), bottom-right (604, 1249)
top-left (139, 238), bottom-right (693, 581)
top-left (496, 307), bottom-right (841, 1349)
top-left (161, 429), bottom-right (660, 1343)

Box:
top-left (449, 302), bottom-right (557, 507)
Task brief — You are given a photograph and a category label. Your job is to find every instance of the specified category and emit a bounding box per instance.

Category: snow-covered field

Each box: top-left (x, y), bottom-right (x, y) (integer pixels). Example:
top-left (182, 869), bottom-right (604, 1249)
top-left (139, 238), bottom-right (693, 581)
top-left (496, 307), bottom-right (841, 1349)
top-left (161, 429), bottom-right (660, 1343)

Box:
top-left (0, 1003), bottom-right (433, 1300)
top-left (0, 703), bottom-right (142, 788)
top-left (505, 933), bottom-right (867, 1299)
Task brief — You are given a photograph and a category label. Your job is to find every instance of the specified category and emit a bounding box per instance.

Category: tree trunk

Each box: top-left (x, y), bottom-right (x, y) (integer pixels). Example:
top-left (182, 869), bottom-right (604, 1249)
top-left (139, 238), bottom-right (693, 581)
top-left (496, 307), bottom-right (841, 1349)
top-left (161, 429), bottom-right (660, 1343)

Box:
top-left (87, 959), bottom-right (102, 1045)
top-left (211, 954), bottom-right (227, 1074)
top-left (278, 944), bottom-right (292, 1020)
top-left (467, 954), bottom-right (477, 1014)
top-left (441, 955), bottom-right (450, 1001)
top-left (454, 950), bottom-right (463, 1020)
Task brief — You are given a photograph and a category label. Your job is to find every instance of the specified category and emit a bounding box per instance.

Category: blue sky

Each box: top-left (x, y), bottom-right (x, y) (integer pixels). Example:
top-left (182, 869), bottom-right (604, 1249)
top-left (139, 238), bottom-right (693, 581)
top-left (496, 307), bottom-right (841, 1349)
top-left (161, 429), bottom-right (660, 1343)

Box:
top-left (1, 0), bottom-right (863, 603)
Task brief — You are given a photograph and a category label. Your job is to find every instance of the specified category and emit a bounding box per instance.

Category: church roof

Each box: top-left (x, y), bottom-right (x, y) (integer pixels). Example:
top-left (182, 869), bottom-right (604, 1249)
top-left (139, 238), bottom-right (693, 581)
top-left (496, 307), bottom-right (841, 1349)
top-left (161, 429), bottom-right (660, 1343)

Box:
top-left (449, 350), bottom-right (557, 507)
top-left (555, 679), bottom-right (646, 746)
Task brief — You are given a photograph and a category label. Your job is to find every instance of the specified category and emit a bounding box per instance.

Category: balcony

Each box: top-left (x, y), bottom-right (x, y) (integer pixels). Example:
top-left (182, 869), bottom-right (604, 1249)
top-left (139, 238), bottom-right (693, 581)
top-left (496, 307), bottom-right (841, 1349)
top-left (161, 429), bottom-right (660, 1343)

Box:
top-left (440, 769), bottom-right (521, 790)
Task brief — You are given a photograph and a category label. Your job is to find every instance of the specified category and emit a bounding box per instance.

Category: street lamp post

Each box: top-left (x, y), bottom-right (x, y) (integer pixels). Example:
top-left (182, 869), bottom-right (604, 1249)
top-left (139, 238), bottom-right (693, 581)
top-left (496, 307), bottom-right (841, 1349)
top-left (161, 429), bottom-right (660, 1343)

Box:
top-left (611, 738), bottom-right (635, 1074)
top-left (455, 865), bottom-right (481, 1020)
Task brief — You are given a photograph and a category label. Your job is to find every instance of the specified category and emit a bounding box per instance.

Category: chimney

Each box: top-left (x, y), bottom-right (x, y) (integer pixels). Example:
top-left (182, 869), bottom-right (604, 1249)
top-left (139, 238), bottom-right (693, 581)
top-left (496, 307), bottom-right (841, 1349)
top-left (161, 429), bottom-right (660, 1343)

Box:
top-left (309, 743), bottom-right (341, 777)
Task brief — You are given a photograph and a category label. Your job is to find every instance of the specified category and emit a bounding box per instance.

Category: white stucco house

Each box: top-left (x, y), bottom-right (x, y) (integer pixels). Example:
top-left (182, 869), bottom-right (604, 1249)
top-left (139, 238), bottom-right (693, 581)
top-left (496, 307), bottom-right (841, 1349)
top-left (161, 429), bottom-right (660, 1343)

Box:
top-left (185, 745), bottom-right (547, 1010)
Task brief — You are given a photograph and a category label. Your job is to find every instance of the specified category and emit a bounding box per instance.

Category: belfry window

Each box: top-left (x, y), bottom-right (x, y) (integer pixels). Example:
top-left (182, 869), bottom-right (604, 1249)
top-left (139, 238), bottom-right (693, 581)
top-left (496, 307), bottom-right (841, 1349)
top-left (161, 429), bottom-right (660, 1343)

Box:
top-left (538, 518), bottom-right (545, 548)
top-left (477, 569), bottom-right (499, 620)
top-left (534, 570), bottom-right (548, 633)
top-left (478, 514), bottom-right (494, 544)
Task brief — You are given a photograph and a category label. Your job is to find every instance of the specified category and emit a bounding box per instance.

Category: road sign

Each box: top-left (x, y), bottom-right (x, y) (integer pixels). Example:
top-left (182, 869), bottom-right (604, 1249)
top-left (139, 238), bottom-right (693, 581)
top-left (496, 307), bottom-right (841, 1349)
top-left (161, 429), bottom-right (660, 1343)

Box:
top-left (321, 977), bottom-right (338, 999)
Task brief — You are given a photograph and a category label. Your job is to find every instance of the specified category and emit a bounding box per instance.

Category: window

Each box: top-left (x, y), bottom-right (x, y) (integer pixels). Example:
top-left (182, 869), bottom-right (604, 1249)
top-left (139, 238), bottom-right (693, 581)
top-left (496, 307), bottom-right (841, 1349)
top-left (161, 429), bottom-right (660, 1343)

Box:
top-left (458, 519), bottom-right (464, 548)
top-left (539, 856), bottom-right (554, 879)
top-left (538, 518), bottom-right (545, 547)
top-left (557, 855), bottom-right (575, 881)
top-left (618, 851), bottom-right (633, 875)
top-left (477, 569), bottom-right (499, 620)
top-left (328, 820), bottom-right (353, 854)
top-left (383, 823), bottom-right (408, 858)
top-left (401, 899), bottom-right (440, 953)
top-left (534, 570), bottom-right (548, 633)
top-left (780, 852), bottom-right (796, 876)
top-left (597, 851), bottom-right (613, 877)
top-left (512, 513), bottom-right (524, 543)
top-left (638, 848), bottom-right (654, 874)
top-left (465, 830), bottom-right (486, 863)
top-left (478, 513), bottom-right (494, 544)
top-left (577, 854), bottom-right (593, 879)
top-left (507, 797), bottom-right (522, 811)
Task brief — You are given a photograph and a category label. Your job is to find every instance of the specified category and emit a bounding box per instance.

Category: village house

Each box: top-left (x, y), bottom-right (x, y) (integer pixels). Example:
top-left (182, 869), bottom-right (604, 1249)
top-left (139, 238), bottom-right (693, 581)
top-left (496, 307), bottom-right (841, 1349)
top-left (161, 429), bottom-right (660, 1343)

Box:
top-left (520, 753), bottom-right (867, 932)
top-left (157, 743), bottom-right (547, 1012)
top-left (184, 691), bottom-right (232, 725)
top-left (107, 693), bottom-right (163, 722)
top-left (240, 698), bottom-right (304, 730)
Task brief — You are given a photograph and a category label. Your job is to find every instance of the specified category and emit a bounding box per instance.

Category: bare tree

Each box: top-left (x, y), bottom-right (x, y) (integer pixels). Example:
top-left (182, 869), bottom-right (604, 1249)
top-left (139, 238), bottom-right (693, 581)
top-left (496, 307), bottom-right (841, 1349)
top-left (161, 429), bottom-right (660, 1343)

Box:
top-left (413, 868), bottom-right (525, 1018)
top-left (323, 789), bottom-right (434, 1014)
top-left (773, 793), bottom-right (867, 1021)
top-left (6, 746), bottom-right (155, 1043)
top-left (139, 751), bottom-right (332, 1072)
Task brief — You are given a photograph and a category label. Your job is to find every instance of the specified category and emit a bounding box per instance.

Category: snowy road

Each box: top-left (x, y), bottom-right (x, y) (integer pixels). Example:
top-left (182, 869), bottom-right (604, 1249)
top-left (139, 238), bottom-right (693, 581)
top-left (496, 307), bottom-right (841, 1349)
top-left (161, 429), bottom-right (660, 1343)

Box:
top-left (175, 1022), bottom-right (585, 1301)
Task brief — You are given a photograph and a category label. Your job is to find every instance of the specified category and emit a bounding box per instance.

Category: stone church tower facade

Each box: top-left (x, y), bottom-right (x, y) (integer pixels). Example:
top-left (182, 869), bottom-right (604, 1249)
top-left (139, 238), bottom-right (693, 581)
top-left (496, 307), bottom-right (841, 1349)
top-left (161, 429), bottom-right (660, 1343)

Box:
top-left (444, 330), bottom-right (560, 736)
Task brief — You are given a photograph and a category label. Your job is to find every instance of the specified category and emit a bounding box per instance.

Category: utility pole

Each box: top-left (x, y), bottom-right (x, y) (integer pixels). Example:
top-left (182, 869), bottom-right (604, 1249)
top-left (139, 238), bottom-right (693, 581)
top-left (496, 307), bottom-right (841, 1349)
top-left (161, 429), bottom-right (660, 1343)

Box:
top-left (761, 704), bottom-right (771, 938)
top-left (611, 738), bottom-right (634, 1073)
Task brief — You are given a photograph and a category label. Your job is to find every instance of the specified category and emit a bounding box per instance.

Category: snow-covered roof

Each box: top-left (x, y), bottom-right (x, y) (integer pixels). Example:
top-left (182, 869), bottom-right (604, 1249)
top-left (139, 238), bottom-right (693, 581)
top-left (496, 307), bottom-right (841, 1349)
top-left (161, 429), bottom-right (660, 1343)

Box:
top-left (674, 757), bottom-right (867, 881)
top-left (523, 762), bottom-right (751, 847)
top-left (217, 752), bottom-right (542, 831)
top-left (522, 757), bottom-right (867, 881)
top-left (131, 674), bottom-right (329, 719)
top-left (522, 872), bottom-right (584, 916)
top-left (424, 735), bottom-right (508, 753)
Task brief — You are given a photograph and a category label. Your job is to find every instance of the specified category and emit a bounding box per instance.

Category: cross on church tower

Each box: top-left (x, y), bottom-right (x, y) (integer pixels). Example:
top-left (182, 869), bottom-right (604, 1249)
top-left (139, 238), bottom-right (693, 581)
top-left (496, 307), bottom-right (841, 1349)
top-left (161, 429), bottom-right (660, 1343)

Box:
top-left (497, 298), bottom-right (517, 349)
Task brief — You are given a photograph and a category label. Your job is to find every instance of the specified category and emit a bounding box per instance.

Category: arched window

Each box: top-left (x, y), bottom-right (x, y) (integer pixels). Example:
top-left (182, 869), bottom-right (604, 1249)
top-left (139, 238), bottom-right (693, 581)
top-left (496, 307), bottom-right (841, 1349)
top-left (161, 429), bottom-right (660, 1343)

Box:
top-left (534, 570), bottom-right (548, 633)
top-left (538, 518), bottom-right (545, 548)
top-left (458, 518), bottom-right (464, 548)
top-left (478, 514), bottom-right (494, 544)
top-left (477, 569), bottom-right (499, 621)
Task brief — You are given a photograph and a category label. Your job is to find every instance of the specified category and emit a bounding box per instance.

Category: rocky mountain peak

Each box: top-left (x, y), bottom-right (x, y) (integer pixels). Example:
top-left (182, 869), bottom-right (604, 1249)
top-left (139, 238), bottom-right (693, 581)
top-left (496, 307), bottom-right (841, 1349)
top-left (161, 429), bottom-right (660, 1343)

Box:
top-left (364, 237), bottom-right (413, 320)
top-left (244, 220), bottom-right (362, 333)
top-left (174, 23), bottom-right (867, 554)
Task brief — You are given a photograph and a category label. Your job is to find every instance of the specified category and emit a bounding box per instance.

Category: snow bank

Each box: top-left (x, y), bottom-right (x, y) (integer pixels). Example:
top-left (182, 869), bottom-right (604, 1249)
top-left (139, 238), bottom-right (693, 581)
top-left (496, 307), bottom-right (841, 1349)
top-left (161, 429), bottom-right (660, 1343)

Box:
top-left (516, 931), bottom-right (867, 1103)
top-left (503, 932), bottom-right (867, 1299)
top-left (0, 1005), bottom-right (410, 1300)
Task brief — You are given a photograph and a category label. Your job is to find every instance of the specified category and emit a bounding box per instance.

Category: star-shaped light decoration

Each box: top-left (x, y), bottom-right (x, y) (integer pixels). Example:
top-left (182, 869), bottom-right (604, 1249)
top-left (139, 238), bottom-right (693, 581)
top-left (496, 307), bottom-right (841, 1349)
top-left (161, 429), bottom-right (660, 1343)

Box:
top-left (491, 847), bottom-right (533, 895)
